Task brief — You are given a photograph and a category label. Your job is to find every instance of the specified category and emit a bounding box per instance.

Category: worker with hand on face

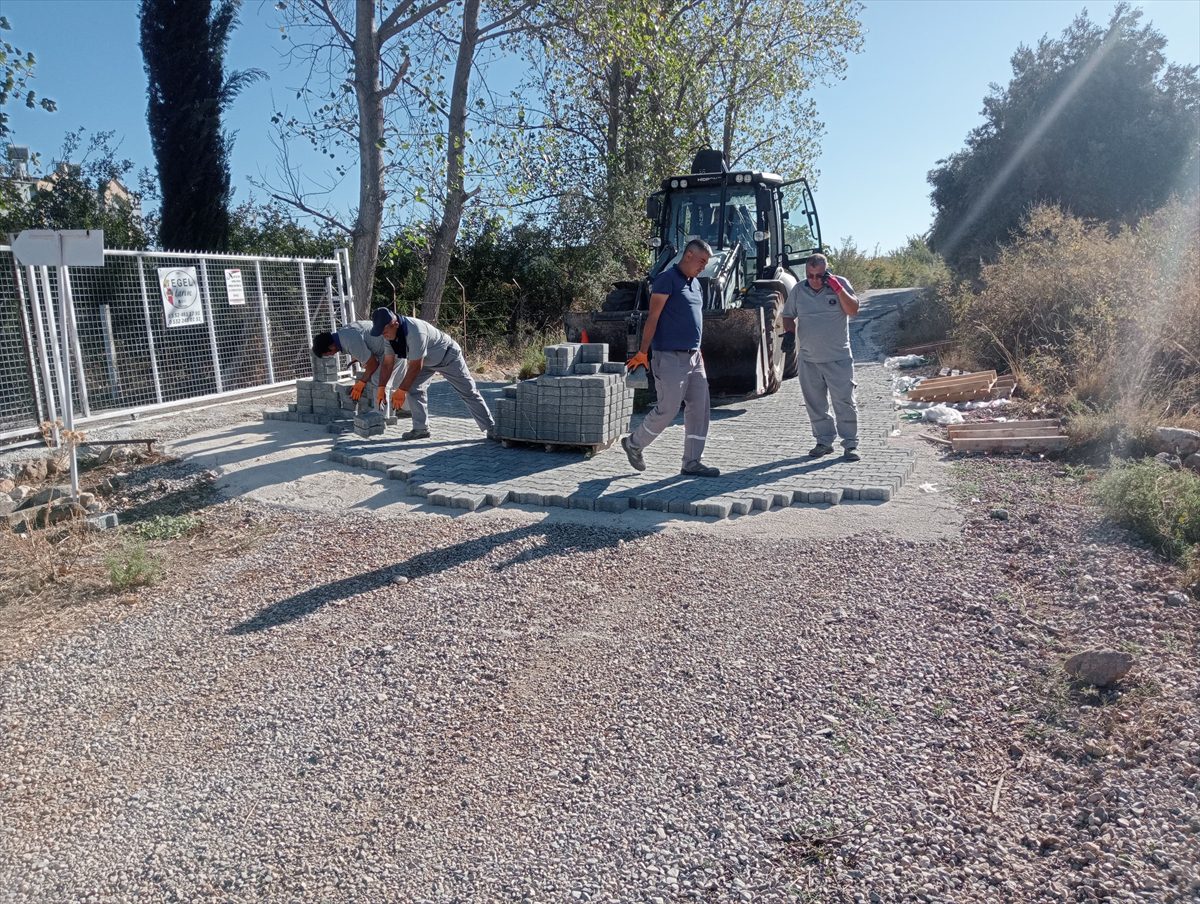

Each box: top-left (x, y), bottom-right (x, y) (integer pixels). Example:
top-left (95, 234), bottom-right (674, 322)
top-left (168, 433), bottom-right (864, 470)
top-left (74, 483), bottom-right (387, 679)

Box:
top-left (781, 251), bottom-right (862, 462)
top-left (311, 320), bottom-right (397, 408)
top-left (620, 238), bottom-right (722, 478)
top-left (369, 308), bottom-right (496, 441)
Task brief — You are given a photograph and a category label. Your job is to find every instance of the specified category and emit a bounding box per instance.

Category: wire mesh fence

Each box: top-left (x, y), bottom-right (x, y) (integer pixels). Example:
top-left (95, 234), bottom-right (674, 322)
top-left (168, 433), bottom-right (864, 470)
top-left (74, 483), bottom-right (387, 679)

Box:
top-left (0, 245), bottom-right (353, 441)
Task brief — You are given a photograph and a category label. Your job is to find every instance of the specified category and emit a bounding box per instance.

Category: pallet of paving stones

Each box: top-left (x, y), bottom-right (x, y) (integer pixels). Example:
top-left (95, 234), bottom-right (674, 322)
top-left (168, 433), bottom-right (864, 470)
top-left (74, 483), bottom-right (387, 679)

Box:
top-left (946, 419), bottom-right (1068, 453)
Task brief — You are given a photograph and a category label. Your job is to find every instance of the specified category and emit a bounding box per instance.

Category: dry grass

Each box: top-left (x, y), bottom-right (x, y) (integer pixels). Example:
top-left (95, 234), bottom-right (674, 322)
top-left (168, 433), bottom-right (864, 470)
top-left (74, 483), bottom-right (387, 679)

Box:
top-left (937, 200), bottom-right (1200, 423)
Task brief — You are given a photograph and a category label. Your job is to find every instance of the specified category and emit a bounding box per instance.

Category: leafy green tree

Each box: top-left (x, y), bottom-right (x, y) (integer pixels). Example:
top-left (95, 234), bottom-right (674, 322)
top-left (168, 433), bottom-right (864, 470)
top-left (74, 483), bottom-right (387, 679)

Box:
top-left (0, 130), bottom-right (150, 249)
top-left (0, 15), bottom-right (56, 141)
top-left (928, 4), bottom-right (1200, 277)
top-left (139, 0), bottom-right (263, 251)
top-left (226, 199), bottom-right (342, 258)
top-left (520, 0), bottom-right (864, 274)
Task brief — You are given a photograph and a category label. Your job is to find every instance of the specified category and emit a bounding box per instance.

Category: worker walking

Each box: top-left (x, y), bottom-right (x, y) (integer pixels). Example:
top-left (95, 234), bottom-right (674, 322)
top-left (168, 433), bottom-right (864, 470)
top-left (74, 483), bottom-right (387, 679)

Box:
top-left (782, 252), bottom-right (862, 461)
top-left (621, 239), bottom-right (721, 478)
top-left (369, 308), bottom-right (495, 441)
top-left (311, 321), bottom-right (397, 409)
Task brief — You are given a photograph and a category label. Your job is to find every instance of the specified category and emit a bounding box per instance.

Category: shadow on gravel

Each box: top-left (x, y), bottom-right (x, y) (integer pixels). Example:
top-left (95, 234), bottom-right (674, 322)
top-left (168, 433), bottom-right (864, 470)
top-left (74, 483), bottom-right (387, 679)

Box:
top-left (228, 522), bottom-right (646, 635)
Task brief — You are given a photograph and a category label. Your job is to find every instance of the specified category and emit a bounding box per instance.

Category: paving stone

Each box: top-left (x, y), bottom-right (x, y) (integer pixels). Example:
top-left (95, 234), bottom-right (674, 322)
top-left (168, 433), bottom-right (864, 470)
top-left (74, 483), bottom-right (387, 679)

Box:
top-left (322, 293), bottom-right (916, 518)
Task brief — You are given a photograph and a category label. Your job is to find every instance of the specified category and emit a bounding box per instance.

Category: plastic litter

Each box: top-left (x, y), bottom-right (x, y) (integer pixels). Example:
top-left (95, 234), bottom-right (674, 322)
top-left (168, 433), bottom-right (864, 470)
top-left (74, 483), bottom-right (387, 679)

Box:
top-left (885, 354), bottom-right (927, 369)
top-left (922, 404), bottom-right (964, 425)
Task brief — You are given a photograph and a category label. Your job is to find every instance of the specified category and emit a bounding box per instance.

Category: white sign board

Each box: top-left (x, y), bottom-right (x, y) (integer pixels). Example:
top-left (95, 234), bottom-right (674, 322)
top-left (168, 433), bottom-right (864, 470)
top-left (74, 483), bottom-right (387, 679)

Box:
top-left (11, 229), bottom-right (105, 267)
top-left (158, 266), bottom-right (204, 328)
top-left (224, 268), bottom-right (246, 305)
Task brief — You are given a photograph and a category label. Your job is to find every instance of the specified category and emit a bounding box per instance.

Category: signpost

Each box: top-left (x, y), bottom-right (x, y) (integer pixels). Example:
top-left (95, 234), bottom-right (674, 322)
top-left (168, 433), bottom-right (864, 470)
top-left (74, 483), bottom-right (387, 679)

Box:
top-left (11, 229), bottom-right (106, 504)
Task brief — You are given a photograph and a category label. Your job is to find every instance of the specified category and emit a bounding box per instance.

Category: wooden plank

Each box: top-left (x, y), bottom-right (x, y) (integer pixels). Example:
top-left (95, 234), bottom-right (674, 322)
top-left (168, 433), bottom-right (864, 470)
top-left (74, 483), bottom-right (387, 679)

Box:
top-left (951, 436), bottom-right (1069, 452)
top-left (948, 425), bottom-right (1064, 438)
top-left (916, 369), bottom-right (997, 387)
top-left (912, 389), bottom-right (997, 403)
top-left (920, 432), bottom-right (953, 447)
top-left (895, 339), bottom-right (956, 355)
top-left (948, 419), bottom-right (1061, 433)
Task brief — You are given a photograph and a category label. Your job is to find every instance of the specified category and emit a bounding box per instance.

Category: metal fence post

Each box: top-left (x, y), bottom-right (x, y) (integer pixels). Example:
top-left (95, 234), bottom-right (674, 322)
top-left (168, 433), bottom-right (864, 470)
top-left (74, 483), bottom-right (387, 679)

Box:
top-left (12, 263), bottom-right (48, 429)
top-left (60, 266), bottom-right (91, 417)
top-left (297, 260), bottom-right (313, 355)
top-left (253, 259), bottom-right (275, 384)
top-left (197, 260), bottom-right (224, 393)
top-left (334, 251), bottom-right (350, 325)
top-left (136, 255), bottom-right (164, 404)
top-left (99, 304), bottom-right (122, 405)
top-left (325, 276), bottom-right (337, 328)
top-left (38, 266), bottom-right (69, 424)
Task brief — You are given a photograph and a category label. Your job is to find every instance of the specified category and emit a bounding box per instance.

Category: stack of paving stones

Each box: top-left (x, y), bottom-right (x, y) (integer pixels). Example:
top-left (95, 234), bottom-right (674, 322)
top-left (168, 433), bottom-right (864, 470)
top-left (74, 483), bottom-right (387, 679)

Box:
top-left (264, 354), bottom-right (358, 426)
top-left (493, 343), bottom-right (632, 447)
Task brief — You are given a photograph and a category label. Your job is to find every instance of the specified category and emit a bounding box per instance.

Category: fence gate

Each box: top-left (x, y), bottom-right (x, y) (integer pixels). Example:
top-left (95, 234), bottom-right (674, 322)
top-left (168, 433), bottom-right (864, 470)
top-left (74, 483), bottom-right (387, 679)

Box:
top-left (0, 246), bottom-right (355, 442)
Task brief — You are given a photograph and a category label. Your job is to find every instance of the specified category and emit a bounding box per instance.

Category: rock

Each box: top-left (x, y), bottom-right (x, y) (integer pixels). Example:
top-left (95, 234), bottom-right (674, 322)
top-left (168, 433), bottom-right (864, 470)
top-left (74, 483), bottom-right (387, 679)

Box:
top-left (10, 485), bottom-right (33, 504)
top-left (1154, 452), bottom-right (1181, 471)
top-left (16, 483), bottom-right (73, 511)
top-left (0, 497), bottom-right (13, 517)
top-left (1184, 453), bottom-right (1200, 475)
top-left (1064, 649), bottom-right (1134, 687)
top-left (1153, 426), bottom-right (1200, 456)
top-left (44, 455), bottom-right (67, 476)
top-left (990, 508), bottom-right (1009, 521)
top-left (18, 458), bottom-right (48, 482)
top-left (1165, 590), bottom-right (1190, 608)
top-left (0, 479), bottom-right (14, 494)
top-left (391, 575), bottom-right (409, 585)
top-left (9, 501), bottom-right (85, 532)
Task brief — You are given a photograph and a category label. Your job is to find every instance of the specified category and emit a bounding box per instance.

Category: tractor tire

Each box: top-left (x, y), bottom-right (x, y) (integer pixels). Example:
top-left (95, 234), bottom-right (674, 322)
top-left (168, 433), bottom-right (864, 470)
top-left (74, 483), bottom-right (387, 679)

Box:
top-left (600, 284), bottom-right (638, 312)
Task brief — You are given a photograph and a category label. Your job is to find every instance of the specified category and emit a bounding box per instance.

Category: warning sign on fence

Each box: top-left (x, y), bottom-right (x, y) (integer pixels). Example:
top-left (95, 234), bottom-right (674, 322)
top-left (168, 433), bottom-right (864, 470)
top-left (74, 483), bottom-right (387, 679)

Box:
top-left (158, 267), bottom-right (204, 328)
top-left (224, 268), bottom-right (246, 305)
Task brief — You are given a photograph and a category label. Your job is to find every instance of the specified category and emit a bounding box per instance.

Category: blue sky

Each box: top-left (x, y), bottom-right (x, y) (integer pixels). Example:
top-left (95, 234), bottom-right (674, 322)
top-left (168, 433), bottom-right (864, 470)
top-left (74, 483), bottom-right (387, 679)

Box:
top-left (4, 0), bottom-right (1199, 253)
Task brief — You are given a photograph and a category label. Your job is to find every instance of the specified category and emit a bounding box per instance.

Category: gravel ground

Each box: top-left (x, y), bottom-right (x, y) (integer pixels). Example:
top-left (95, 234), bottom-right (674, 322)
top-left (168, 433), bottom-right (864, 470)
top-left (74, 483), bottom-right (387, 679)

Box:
top-left (2, 297), bottom-right (1197, 902)
top-left (1, 452), bottom-right (1197, 903)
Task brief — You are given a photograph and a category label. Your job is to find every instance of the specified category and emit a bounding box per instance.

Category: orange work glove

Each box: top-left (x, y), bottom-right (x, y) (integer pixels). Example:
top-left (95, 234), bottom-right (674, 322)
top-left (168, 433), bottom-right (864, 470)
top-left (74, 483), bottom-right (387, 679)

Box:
top-left (626, 351), bottom-right (650, 372)
top-left (390, 388), bottom-right (407, 411)
top-left (376, 386), bottom-right (387, 406)
top-left (349, 379), bottom-right (367, 401)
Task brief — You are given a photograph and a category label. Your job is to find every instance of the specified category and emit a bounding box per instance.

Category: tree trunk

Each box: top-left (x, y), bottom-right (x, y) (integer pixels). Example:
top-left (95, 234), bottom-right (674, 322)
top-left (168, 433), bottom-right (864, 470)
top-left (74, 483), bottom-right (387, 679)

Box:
top-left (350, 0), bottom-right (387, 318)
top-left (419, 0), bottom-right (480, 326)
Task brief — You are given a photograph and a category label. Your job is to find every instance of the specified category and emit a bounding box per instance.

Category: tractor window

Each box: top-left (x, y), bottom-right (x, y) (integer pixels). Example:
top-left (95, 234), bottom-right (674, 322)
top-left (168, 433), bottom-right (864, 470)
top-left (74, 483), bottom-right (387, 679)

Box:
top-left (722, 187), bottom-right (758, 282)
top-left (780, 181), bottom-right (820, 257)
top-left (663, 188), bottom-right (723, 253)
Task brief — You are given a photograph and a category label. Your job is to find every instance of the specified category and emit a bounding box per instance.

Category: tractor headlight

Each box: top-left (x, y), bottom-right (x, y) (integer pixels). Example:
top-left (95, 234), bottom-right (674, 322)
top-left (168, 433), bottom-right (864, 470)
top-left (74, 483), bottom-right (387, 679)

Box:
top-left (753, 230), bottom-right (768, 242)
top-left (670, 179), bottom-right (679, 188)
top-left (679, 179), bottom-right (688, 188)
top-left (648, 237), bottom-right (661, 248)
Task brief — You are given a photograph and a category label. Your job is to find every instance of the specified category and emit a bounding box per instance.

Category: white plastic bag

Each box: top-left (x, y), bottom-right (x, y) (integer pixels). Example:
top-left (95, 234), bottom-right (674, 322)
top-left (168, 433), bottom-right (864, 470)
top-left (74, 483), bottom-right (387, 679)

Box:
top-left (885, 355), bottom-right (926, 369)
top-left (922, 404), bottom-right (964, 425)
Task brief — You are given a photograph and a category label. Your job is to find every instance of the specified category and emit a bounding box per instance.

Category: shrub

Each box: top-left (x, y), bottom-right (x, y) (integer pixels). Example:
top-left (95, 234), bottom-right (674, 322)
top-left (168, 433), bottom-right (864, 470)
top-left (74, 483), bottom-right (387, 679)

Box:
top-left (106, 541), bottom-right (161, 591)
top-left (133, 514), bottom-right (201, 541)
top-left (941, 200), bottom-right (1200, 419)
top-left (1094, 461), bottom-right (1200, 566)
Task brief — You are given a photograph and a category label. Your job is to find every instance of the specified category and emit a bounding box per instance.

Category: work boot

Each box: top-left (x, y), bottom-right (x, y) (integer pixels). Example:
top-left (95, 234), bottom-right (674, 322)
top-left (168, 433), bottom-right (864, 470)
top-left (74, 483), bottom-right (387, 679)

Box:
top-left (400, 427), bottom-right (431, 441)
top-left (621, 436), bottom-right (645, 472)
top-left (843, 448), bottom-right (862, 462)
top-left (807, 443), bottom-right (834, 458)
top-left (680, 462), bottom-right (720, 478)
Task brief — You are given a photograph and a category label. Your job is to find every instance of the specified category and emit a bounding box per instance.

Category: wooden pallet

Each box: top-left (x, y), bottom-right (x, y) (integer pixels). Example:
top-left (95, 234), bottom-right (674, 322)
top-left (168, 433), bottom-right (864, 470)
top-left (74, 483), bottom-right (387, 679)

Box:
top-left (908, 370), bottom-right (997, 403)
top-left (498, 436), bottom-right (615, 456)
top-left (947, 419), bottom-right (1068, 453)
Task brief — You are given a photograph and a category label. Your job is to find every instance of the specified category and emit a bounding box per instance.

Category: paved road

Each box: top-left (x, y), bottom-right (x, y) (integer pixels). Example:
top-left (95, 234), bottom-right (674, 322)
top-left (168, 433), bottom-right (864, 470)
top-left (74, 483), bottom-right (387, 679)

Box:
top-left (329, 290), bottom-right (918, 518)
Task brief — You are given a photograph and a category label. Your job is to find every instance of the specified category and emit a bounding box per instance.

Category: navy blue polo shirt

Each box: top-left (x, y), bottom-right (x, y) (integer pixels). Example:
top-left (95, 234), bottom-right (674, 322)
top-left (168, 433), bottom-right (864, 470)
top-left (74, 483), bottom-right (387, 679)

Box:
top-left (649, 265), bottom-right (704, 352)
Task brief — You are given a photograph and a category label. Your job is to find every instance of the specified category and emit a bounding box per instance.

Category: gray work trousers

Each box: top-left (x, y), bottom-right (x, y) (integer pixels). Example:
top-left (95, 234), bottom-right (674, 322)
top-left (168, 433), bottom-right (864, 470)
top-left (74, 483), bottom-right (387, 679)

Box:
top-left (798, 356), bottom-right (858, 450)
top-left (406, 345), bottom-right (495, 433)
top-left (628, 349), bottom-right (710, 467)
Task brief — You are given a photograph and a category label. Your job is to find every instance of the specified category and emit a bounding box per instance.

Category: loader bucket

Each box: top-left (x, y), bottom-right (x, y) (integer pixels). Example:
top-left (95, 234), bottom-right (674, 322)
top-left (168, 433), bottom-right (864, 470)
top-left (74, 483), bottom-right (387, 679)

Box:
top-left (701, 307), bottom-right (771, 397)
